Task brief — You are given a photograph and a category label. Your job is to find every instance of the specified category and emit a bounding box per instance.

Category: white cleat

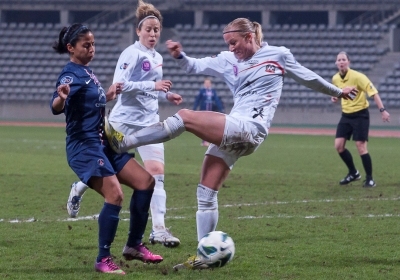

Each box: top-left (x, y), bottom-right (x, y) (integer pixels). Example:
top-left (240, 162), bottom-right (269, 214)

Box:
top-left (67, 182), bottom-right (83, 218)
top-left (149, 228), bottom-right (181, 248)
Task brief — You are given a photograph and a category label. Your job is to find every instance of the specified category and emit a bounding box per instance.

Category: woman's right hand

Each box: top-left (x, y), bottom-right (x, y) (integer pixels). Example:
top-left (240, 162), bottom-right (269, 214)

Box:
top-left (155, 80), bottom-right (172, 92)
top-left (166, 40), bottom-right (183, 59)
top-left (57, 84), bottom-right (70, 100)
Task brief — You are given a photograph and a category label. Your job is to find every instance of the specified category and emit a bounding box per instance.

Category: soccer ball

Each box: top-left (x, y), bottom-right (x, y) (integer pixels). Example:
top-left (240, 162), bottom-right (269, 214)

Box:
top-left (196, 231), bottom-right (235, 268)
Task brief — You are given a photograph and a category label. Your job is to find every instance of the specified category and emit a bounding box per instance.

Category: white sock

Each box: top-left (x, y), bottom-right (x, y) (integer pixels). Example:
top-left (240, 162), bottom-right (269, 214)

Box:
top-left (150, 174), bottom-right (167, 232)
top-left (75, 181), bottom-right (89, 196)
top-left (196, 184), bottom-right (219, 241)
top-left (124, 114), bottom-right (185, 150)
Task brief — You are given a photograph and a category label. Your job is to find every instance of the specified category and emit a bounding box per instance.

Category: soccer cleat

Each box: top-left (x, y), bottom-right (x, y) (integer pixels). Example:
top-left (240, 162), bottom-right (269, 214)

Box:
top-left (173, 256), bottom-right (210, 271)
top-left (67, 182), bottom-right (83, 218)
top-left (339, 171), bottom-right (361, 185)
top-left (149, 228), bottom-right (181, 248)
top-left (122, 243), bottom-right (163, 263)
top-left (104, 116), bottom-right (126, 154)
top-left (94, 256), bottom-right (126, 275)
top-left (363, 179), bottom-right (376, 188)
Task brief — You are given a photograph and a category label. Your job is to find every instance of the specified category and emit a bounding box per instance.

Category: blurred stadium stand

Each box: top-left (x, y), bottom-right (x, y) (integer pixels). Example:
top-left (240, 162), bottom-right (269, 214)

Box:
top-left (0, 0), bottom-right (399, 125)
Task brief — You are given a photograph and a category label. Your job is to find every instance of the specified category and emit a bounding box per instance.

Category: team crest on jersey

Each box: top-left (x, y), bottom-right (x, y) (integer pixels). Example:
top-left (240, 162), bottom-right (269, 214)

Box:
top-left (60, 76), bottom-right (73, 84)
top-left (120, 63), bottom-right (129, 69)
top-left (97, 159), bottom-right (104, 166)
top-left (233, 65), bottom-right (238, 76)
top-left (142, 60), bottom-right (151, 71)
top-left (265, 64), bottom-right (277, 73)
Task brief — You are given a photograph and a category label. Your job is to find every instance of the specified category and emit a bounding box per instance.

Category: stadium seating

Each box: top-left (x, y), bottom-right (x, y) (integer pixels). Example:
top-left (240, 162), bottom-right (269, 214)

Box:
top-left (0, 22), bottom-right (129, 102)
top-left (0, 22), bottom-right (398, 109)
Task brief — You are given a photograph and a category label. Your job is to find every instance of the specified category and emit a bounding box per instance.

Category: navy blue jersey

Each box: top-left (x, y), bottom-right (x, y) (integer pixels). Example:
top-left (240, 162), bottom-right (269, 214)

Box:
top-left (51, 62), bottom-right (106, 155)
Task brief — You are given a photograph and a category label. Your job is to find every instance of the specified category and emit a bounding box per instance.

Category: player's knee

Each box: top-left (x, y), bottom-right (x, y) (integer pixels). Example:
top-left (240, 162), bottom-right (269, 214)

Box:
top-left (105, 185), bottom-right (124, 206)
top-left (197, 184), bottom-right (218, 211)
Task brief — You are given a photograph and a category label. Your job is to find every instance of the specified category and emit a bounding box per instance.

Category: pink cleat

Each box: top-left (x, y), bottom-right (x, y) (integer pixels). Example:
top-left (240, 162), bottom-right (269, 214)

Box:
top-left (122, 243), bottom-right (163, 263)
top-left (94, 256), bottom-right (125, 275)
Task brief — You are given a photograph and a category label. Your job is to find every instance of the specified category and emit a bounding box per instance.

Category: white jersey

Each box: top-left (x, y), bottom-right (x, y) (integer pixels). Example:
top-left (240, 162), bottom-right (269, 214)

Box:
top-left (176, 43), bottom-right (342, 132)
top-left (110, 41), bottom-right (164, 126)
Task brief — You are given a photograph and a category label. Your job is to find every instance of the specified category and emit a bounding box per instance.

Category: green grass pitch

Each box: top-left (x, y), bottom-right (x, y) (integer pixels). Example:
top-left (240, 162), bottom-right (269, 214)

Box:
top-left (0, 125), bottom-right (400, 279)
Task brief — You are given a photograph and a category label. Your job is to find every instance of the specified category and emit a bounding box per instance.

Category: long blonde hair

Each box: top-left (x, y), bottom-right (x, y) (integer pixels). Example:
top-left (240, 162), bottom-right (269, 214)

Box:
top-left (223, 18), bottom-right (263, 46)
top-left (136, 0), bottom-right (163, 29)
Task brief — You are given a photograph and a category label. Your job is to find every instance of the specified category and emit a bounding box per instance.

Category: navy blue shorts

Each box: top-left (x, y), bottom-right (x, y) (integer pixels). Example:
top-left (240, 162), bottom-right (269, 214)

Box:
top-left (68, 144), bottom-right (132, 185)
top-left (335, 108), bottom-right (370, 141)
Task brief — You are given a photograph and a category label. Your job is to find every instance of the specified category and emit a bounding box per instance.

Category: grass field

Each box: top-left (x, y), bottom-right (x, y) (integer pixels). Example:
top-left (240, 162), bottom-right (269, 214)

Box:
top-left (1, 125), bottom-right (400, 279)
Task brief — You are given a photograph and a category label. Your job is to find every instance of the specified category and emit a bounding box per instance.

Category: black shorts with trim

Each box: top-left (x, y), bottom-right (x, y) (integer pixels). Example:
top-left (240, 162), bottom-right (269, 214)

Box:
top-left (335, 108), bottom-right (370, 141)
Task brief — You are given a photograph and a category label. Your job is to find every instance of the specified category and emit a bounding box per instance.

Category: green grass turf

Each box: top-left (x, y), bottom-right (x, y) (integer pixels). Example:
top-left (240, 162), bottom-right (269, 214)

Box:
top-left (0, 125), bottom-right (400, 279)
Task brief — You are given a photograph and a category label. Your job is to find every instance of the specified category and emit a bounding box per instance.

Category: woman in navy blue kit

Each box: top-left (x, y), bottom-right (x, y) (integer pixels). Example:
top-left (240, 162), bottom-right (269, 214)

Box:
top-left (51, 23), bottom-right (162, 275)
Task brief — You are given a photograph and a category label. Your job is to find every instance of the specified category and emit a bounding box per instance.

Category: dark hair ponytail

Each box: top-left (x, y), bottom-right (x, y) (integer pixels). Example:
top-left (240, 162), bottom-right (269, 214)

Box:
top-left (52, 23), bottom-right (91, 54)
top-left (52, 26), bottom-right (69, 54)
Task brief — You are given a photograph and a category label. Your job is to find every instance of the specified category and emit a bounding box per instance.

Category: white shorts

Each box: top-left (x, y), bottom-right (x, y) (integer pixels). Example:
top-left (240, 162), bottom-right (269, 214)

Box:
top-left (109, 121), bottom-right (164, 164)
top-left (205, 115), bottom-right (267, 169)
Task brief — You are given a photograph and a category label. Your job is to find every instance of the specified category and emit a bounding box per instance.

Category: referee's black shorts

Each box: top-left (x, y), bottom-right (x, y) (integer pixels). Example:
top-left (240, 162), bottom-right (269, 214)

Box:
top-left (335, 108), bottom-right (370, 141)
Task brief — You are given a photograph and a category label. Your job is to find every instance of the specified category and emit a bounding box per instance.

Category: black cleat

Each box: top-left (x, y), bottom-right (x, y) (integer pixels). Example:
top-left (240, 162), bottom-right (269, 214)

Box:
top-left (363, 179), bottom-right (376, 188)
top-left (339, 171), bottom-right (361, 185)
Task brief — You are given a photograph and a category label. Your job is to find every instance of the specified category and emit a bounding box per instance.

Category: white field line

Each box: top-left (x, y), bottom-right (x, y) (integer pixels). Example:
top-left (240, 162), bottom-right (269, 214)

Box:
top-left (1, 197), bottom-right (400, 223)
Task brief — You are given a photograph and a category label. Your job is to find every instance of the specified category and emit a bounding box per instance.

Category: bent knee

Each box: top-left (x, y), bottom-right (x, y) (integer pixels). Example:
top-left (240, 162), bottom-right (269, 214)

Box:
top-left (105, 187), bottom-right (124, 205)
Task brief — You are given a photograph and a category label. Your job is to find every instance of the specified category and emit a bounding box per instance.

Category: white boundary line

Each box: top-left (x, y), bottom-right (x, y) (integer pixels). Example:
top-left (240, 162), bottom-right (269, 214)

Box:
top-left (2, 197), bottom-right (400, 223)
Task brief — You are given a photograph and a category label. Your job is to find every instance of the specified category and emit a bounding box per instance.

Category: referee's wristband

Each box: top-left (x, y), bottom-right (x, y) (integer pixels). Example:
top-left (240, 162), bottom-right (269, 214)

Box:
top-left (379, 108), bottom-right (386, 112)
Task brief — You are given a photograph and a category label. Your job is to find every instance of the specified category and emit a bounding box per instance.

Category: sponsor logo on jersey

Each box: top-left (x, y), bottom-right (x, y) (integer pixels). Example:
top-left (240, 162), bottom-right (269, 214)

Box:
top-left (60, 76), bottom-right (73, 84)
top-left (142, 60), bottom-right (151, 71)
top-left (84, 69), bottom-right (100, 85)
top-left (237, 90), bottom-right (257, 97)
top-left (245, 59), bottom-right (259, 65)
top-left (252, 107), bottom-right (264, 119)
top-left (95, 87), bottom-right (107, 107)
top-left (140, 91), bottom-right (157, 100)
top-left (265, 64), bottom-right (277, 73)
top-left (233, 65), bottom-right (238, 76)
top-left (120, 62), bottom-right (129, 69)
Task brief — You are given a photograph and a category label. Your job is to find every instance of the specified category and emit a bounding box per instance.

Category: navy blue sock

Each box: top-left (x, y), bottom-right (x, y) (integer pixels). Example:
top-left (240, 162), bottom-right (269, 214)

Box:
top-left (97, 202), bottom-right (121, 262)
top-left (339, 149), bottom-right (357, 174)
top-left (126, 190), bottom-right (153, 248)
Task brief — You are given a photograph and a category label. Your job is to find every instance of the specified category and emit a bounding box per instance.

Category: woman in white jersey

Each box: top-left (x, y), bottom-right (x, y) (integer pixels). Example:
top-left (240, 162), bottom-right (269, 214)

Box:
top-left (105, 17), bottom-right (358, 268)
top-left (66, 0), bottom-right (182, 247)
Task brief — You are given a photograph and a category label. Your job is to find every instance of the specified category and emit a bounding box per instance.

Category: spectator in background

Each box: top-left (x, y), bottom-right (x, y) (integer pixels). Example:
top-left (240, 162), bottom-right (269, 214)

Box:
top-left (193, 77), bottom-right (225, 146)
top-left (331, 51), bottom-right (390, 188)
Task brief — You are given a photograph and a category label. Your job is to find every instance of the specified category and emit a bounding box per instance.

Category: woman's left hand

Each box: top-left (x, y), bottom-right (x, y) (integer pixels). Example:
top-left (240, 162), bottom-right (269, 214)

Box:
top-left (381, 110), bottom-right (390, 122)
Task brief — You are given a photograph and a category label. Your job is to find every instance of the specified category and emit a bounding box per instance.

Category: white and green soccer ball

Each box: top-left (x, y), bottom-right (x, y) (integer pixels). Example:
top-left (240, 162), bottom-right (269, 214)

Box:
top-left (196, 231), bottom-right (235, 268)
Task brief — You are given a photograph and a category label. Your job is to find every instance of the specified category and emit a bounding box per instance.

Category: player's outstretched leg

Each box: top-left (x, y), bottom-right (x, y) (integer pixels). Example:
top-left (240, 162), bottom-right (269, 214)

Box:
top-left (104, 114), bottom-right (185, 154)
